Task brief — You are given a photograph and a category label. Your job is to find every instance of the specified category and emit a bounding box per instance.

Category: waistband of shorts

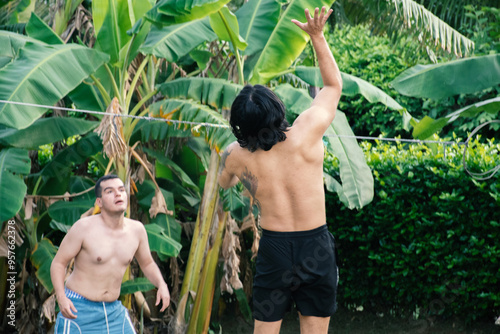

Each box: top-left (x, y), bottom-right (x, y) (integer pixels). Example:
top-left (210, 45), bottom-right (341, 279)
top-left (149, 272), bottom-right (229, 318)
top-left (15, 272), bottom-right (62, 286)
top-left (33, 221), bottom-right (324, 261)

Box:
top-left (261, 224), bottom-right (328, 238)
top-left (65, 287), bottom-right (120, 307)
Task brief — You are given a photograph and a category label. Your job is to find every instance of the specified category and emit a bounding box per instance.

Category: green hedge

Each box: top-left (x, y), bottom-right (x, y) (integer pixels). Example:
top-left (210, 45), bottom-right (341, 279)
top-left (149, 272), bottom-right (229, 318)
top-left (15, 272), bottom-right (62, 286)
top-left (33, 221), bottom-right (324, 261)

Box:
top-left (325, 138), bottom-right (500, 323)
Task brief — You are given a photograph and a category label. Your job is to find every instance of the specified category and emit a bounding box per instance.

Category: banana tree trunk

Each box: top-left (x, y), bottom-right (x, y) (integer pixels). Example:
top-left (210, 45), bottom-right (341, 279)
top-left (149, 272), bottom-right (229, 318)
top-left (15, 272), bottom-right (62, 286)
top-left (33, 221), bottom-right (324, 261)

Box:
top-left (113, 150), bottom-right (133, 309)
top-left (172, 149), bottom-right (226, 333)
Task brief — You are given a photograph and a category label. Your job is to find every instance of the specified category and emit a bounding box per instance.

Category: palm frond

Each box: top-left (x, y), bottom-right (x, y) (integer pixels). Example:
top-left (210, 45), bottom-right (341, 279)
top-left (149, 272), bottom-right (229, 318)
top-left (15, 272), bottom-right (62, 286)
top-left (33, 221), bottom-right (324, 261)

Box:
top-left (418, 0), bottom-right (499, 29)
top-left (338, 0), bottom-right (476, 58)
top-left (393, 0), bottom-right (474, 57)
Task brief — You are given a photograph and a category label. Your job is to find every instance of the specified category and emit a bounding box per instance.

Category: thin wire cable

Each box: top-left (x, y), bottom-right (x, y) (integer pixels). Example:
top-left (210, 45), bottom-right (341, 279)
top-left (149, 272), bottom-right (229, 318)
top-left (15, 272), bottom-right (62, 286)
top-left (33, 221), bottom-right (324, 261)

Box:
top-left (0, 99), bottom-right (230, 128)
top-left (462, 120), bottom-right (500, 180)
top-left (0, 99), bottom-right (463, 145)
top-left (1, 99), bottom-right (498, 179)
top-left (323, 134), bottom-right (464, 146)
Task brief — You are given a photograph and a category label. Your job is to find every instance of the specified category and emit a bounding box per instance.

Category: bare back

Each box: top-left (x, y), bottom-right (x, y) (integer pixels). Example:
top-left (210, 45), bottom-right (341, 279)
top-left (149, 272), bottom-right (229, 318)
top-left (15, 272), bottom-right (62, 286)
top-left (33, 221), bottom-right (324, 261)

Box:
top-left (63, 215), bottom-right (142, 301)
top-left (223, 123), bottom-right (326, 232)
top-left (219, 7), bottom-right (341, 234)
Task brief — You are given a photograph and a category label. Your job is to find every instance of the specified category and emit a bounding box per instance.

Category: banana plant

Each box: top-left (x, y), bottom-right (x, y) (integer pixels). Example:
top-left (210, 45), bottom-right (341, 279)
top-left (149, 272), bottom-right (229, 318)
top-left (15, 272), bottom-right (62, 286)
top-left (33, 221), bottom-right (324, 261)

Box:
top-left (391, 54), bottom-right (500, 139)
top-left (140, 0), bottom-right (395, 331)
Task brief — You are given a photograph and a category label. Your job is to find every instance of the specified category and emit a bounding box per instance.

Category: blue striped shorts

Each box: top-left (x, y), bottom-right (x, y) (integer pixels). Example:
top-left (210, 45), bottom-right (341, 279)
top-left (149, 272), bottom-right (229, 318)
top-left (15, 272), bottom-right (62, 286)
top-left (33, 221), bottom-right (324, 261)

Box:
top-left (55, 288), bottom-right (136, 334)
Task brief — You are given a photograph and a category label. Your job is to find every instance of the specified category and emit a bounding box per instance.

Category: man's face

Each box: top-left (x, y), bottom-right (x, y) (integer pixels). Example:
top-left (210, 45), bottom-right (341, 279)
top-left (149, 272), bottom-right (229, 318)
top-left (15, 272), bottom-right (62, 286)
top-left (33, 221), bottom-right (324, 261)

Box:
top-left (96, 178), bottom-right (127, 213)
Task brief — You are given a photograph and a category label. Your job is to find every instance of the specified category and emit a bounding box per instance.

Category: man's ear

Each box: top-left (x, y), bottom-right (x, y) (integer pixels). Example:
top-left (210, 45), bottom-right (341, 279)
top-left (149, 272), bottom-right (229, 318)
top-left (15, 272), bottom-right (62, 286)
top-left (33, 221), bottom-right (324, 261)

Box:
top-left (95, 198), bottom-right (102, 208)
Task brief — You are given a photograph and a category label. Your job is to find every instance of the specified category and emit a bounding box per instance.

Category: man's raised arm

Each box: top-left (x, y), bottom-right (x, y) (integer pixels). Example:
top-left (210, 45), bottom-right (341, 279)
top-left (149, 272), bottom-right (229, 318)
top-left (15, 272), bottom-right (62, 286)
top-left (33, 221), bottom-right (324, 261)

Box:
top-left (292, 6), bottom-right (342, 136)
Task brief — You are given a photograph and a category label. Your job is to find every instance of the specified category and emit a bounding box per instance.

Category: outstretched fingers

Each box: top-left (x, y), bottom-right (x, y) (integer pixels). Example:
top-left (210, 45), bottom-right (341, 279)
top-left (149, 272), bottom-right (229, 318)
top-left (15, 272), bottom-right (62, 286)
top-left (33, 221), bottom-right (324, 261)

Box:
top-left (291, 6), bottom-right (333, 33)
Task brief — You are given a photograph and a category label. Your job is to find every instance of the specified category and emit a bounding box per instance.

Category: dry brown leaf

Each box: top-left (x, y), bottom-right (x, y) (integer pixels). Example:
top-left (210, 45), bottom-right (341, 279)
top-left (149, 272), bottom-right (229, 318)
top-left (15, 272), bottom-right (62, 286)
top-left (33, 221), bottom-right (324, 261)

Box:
top-left (94, 97), bottom-right (127, 159)
top-left (24, 197), bottom-right (34, 220)
top-left (241, 213), bottom-right (260, 260)
top-left (149, 189), bottom-right (173, 218)
top-left (42, 294), bottom-right (57, 323)
top-left (220, 216), bottom-right (242, 294)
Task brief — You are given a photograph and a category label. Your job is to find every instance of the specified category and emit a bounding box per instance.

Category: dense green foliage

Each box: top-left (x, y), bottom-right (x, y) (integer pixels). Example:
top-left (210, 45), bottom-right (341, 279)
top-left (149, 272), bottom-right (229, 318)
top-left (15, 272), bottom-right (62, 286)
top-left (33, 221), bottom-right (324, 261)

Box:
top-left (321, 5), bottom-right (500, 140)
top-left (325, 138), bottom-right (500, 323)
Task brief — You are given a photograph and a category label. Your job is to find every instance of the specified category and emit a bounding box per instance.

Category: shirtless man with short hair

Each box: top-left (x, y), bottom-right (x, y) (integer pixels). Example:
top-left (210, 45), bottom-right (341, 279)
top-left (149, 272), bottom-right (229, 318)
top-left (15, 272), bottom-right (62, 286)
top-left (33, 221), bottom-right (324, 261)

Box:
top-left (51, 174), bottom-right (170, 333)
top-left (218, 6), bottom-right (342, 334)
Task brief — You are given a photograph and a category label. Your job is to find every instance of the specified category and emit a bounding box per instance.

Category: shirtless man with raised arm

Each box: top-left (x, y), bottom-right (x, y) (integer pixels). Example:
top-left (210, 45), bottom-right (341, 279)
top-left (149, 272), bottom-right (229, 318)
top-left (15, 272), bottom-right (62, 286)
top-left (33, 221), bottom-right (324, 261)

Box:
top-left (218, 7), bottom-right (342, 334)
top-left (50, 174), bottom-right (170, 333)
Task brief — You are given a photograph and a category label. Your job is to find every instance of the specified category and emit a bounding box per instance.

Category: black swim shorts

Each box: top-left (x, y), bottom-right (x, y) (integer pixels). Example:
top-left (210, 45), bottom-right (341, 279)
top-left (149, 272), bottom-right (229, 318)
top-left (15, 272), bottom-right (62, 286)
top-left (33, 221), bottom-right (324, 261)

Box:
top-left (253, 224), bottom-right (338, 322)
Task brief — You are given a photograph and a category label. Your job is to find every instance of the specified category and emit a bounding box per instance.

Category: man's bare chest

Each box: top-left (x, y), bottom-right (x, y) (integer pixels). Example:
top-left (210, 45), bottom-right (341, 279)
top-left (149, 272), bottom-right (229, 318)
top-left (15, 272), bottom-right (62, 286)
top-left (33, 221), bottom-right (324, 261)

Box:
top-left (79, 231), bottom-right (139, 266)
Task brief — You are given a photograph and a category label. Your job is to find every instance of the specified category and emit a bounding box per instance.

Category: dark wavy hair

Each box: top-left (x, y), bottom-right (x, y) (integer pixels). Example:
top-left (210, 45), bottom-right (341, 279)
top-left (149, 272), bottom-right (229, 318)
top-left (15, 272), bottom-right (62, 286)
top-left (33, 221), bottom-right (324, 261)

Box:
top-left (230, 85), bottom-right (289, 152)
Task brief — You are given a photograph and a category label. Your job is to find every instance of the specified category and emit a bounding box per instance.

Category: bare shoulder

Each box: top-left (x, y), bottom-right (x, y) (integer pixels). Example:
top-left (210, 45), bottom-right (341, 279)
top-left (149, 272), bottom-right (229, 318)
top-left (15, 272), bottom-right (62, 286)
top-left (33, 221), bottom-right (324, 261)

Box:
top-left (125, 218), bottom-right (146, 233)
top-left (221, 142), bottom-right (243, 168)
top-left (69, 215), bottom-right (96, 232)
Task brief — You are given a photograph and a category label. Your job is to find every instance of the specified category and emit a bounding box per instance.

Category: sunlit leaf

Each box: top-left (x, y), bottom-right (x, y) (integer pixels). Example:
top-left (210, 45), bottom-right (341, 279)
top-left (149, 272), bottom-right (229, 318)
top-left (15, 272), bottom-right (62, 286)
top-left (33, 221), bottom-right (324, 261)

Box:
top-left (0, 43), bottom-right (109, 129)
top-left (391, 54), bottom-right (500, 99)
top-left (209, 6), bottom-right (247, 51)
top-left (412, 97), bottom-right (500, 139)
top-left (249, 0), bottom-right (335, 84)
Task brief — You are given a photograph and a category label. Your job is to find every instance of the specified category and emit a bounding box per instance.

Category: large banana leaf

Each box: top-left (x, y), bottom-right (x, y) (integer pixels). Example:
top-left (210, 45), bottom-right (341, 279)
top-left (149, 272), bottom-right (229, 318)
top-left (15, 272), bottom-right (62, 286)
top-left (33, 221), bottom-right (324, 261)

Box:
top-left (235, 0), bottom-right (280, 57)
top-left (295, 66), bottom-right (404, 110)
top-left (67, 83), bottom-right (106, 115)
top-left (0, 42), bottom-right (109, 129)
top-left (275, 84), bottom-right (373, 209)
top-left (143, 147), bottom-right (200, 195)
top-left (30, 238), bottom-right (57, 293)
top-left (391, 54), bottom-right (500, 99)
top-left (0, 148), bottom-right (30, 222)
top-left (249, 0), bottom-right (335, 84)
top-left (47, 199), bottom-right (95, 225)
top-left (120, 277), bottom-right (155, 295)
top-left (209, 6), bottom-right (247, 51)
top-left (149, 99), bottom-right (235, 152)
top-left (0, 118), bottom-right (98, 149)
top-left (140, 18), bottom-right (217, 62)
top-left (0, 30), bottom-right (44, 68)
top-left (92, 0), bottom-right (135, 66)
top-left (412, 97), bottom-right (500, 140)
top-left (145, 0), bottom-right (230, 25)
top-left (294, 66), bottom-right (413, 129)
top-left (25, 12), bottom-right (63, 44)
top-left (158, 77), bottom-right (242, 110)
top-left (131, 119), bottom-right (191, 142)
top-left (324, 111), bottom-right (374, 209)
top-left (145, 224), bottom-right (182, 258)
top-left (35, 133), bottom-right (102, 194)
top-left (273, 83), bottom-right (315, 117)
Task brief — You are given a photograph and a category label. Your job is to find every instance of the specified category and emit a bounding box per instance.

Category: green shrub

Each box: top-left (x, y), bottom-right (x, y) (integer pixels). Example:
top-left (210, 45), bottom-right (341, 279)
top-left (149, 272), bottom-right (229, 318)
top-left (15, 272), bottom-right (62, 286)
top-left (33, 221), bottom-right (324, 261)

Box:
top-left (325, 137), bottom-right (500, 323)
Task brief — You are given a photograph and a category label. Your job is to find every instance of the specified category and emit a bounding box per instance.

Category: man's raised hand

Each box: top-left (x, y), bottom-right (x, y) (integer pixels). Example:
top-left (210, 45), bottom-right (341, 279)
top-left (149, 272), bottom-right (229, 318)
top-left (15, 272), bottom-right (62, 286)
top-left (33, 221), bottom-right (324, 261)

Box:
top-left (291, 6), bottom-right (333, 37)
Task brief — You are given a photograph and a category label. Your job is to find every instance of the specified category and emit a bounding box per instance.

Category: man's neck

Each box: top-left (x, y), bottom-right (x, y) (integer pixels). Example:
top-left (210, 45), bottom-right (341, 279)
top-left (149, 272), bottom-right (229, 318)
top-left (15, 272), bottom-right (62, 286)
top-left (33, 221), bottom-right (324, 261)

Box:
top-left (100, 211), bottom-right (125, 229)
